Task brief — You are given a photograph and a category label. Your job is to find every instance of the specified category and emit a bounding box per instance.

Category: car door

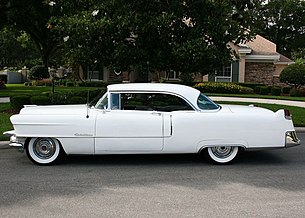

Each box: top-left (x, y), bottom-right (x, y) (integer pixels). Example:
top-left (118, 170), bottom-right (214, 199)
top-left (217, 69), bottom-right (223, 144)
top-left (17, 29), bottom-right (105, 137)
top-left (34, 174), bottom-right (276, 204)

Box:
top-left (95, 93), bottom-right (164, 153)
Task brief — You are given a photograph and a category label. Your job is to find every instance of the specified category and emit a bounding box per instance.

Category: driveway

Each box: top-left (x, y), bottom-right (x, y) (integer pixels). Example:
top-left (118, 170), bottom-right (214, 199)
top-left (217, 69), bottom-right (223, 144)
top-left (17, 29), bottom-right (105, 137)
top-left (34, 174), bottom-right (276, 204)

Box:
top-left (0, 133), bottom-right (305, 217)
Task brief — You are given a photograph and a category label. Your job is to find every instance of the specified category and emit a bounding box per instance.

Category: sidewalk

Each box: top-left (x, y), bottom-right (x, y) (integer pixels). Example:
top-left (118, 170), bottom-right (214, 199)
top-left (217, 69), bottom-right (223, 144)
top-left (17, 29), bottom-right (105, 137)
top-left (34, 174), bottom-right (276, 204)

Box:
top-left (210, 96), bottom-right (305, 108)
top-left (0, 97), bottom-right (9, 103)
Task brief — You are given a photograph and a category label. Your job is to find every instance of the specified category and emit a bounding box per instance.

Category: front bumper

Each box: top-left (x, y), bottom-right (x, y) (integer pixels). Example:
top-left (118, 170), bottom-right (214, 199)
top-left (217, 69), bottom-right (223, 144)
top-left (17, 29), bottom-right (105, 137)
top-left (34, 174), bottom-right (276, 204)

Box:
top-left (285, 131), bottom-right (301, 148)
top-left (3, 130), bottom-right (25, 152)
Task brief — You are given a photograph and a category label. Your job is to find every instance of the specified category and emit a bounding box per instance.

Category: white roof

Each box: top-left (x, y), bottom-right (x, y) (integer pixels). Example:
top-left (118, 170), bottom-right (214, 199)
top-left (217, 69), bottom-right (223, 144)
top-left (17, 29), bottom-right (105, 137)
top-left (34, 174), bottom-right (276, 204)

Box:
top-left (107, 83), bottom-right (200, 108)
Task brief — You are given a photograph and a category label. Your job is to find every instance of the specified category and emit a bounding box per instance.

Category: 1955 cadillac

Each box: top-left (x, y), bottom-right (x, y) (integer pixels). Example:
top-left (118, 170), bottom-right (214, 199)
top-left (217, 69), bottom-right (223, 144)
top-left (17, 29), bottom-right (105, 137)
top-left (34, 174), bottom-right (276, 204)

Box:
top-left (3, 83), bottom-right (300, 165)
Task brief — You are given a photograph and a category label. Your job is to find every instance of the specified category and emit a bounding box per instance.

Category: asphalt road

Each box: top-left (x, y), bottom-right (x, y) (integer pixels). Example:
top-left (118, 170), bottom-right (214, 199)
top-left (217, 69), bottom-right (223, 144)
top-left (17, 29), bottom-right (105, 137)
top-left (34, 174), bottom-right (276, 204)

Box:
top-left (1, 133), bottom-right (305, 218)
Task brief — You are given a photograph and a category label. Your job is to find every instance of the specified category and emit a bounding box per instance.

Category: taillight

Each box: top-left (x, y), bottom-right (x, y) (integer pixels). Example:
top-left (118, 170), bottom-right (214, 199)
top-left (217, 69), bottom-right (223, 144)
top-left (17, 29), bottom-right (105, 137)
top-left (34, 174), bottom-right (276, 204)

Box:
top-left (284, 109), bottom-right (292, 120)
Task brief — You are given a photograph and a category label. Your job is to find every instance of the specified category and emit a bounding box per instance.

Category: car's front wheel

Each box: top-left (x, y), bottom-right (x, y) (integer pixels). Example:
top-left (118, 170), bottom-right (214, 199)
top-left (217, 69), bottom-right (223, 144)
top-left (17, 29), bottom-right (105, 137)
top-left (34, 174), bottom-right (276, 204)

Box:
top-left (26, 137), bottom-right (63, 165)
top-left (205, 146), bottom-right (239, 164)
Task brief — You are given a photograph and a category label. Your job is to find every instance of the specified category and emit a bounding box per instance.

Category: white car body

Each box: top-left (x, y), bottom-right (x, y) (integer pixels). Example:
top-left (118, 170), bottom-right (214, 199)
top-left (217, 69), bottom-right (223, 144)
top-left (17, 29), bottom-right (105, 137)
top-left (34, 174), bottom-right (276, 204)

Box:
top-left (4, 83), bottom-right (300, 165)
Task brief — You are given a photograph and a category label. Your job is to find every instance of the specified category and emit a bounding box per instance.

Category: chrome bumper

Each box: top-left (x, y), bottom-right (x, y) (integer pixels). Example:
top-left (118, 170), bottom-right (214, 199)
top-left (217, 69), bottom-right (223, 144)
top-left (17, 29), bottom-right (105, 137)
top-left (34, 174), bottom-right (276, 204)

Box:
top-left (3, 130), bottom-right (25, 152)
top-left (285, 131), bottom-right (301, 148)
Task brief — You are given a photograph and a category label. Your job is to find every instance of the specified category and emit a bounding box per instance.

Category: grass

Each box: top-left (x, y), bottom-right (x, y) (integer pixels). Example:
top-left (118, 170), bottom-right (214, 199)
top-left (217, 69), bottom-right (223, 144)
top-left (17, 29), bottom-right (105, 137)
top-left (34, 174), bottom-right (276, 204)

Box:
top-left (216, 101), bottom-right (305, 127)
top-left (0, 84), bottom-right (100, 97)
top-left (0, 103), bottom-right (13, 141)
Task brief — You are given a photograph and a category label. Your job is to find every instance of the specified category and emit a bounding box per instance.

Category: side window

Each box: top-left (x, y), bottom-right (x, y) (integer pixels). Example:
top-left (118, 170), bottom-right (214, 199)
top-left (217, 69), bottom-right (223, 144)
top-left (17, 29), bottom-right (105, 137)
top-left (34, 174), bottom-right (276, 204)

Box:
top-left (119, 93), bottom-right (193, 112)
top-left (149, 94), bottom-right (193, 112)
top-left (111, 93), bottom-right (120, 110)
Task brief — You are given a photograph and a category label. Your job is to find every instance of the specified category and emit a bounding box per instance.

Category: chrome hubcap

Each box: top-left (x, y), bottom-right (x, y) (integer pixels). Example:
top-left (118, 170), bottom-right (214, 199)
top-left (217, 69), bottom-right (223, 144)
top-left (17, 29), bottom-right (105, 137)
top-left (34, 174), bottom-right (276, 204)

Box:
top-left (33, 138), bottom-right (56, 159)
top-left (210, 146), bottom-right (234, 159)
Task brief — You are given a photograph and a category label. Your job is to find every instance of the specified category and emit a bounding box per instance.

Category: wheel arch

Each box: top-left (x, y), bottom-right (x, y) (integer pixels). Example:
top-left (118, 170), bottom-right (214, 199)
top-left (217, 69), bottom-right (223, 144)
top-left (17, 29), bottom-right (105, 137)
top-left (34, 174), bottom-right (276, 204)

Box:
top-left (197, 141), bottom-right (247, 154)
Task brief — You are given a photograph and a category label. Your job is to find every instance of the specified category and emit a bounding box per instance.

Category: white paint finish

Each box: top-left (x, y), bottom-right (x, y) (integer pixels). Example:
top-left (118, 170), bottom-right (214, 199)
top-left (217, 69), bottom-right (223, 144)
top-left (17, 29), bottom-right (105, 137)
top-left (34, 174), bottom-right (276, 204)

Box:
top-left (95, 110), bottom-right (163, 138)
top-left (11, 112), bottom-right (96, 138)
top-left (107, 83), bottom-right (200, 110)
top-left (58, 138), bottom-right (94, 154)
top-left (95, 138), bottom-right (163, 153)
top-left (211, 96), bottom-right (305, 108)
top-left (95, 110), bottom-right (164, 151)
top-left (8, 83), bottom-right (298, 159)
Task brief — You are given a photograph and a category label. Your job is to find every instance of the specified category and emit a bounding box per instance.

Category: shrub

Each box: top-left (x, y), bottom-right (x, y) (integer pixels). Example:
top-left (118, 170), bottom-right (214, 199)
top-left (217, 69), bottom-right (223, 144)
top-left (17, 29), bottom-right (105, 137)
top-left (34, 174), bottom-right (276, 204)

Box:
top-left (11, 95), bottom-right (31, 111)
top-left (78, 81), bottom-right (119, 87)
top-left (47, 88), bottom-right (106, 105)
top-left (280, 63), bottom-right (305, 88)
top-left (28, 65), bottom-right (49, 80)
top-left (271, 86), bottom-right (282, 96)
top-left (32, 79), bottom-right (52, 86)
top-left (194, 82), bottom-right (254, 94)
top-left (66, 82), bottom-right (74, 87)
top-left (289, 88), bottom-right (305, 97)
top-left (0, 81), bottom-right (6, 89)
top-left (254, 86), bottom-right (261, 94)
top-left (259, 86), bottom-right (270, 95)
top-left (237, 83), bottom-right (263, 90)
top-left (30, 96), bottom-right (51, 105)
top-left (282, 86), bottom-right (291, 94)
top-left (0, 74), bottom-right (7, 83)
top-left (68, 96), bottom-right (86, 104)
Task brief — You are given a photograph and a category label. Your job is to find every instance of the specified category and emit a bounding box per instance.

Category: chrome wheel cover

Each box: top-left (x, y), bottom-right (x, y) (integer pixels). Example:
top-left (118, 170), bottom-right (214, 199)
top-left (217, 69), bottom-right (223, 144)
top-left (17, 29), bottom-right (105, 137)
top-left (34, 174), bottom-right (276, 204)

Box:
top-left (33, 138), bottom-right (56, 159)
top-left (210, 146), bottom-right (234, 159)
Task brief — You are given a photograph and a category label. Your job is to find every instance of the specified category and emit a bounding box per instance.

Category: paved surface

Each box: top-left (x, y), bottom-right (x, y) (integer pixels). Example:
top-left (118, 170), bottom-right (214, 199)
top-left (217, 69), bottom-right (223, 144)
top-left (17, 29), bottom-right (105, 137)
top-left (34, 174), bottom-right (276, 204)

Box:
top-left (0, 97), bottom-right (9, 103)
top-left (0, 133), bottom-right (305, 218)
top-left (210, 96), bottom-right (305, 108)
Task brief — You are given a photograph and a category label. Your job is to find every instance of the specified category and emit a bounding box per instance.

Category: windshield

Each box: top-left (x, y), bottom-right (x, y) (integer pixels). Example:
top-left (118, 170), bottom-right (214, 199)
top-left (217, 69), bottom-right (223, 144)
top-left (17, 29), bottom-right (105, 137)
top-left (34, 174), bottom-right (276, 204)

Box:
top-left (197, 93), bottom-right (219, 110)
top-left (95, 93), bottom-right (108, 109)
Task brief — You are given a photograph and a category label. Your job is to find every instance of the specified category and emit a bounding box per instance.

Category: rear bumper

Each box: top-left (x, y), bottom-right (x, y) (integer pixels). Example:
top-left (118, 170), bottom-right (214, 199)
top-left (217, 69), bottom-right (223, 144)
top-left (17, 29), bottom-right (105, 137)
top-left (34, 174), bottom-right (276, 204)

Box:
top-left (285, 131), bottom-right (301, 148)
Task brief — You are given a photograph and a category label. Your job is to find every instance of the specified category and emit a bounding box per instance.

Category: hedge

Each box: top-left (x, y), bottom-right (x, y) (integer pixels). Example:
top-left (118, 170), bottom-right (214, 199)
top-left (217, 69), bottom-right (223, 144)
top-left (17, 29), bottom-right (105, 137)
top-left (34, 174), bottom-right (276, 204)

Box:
top-left (289, 88), bottom-right (305, 97)
top-left (0, 81), bottom-right (6, 90)
top-left (30, 96), bottom-right (51, 105)
top-left (10, 95), bottom-right (31, 111)
top-left (270, 87), bottom-right (281, 96)
top-left (68, 96), bottom-right (87, 104)
top-left (194, 82), bottom-right (254, 94)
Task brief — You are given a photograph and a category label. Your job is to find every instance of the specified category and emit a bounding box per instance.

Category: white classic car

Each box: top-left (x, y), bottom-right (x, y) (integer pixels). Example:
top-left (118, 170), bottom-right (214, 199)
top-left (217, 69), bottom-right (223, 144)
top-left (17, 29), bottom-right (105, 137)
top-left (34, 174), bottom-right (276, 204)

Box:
top-left (4, 83), bottom-right (300, 165)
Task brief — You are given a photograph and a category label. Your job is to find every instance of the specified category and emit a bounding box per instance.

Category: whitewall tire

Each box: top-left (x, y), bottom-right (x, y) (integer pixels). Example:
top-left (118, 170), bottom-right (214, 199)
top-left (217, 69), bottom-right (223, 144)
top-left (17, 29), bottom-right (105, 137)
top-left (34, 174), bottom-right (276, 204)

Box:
top-left (206, 146), bottom-right (239, 164)
top-left (26, 138), bottom-right (62, 165)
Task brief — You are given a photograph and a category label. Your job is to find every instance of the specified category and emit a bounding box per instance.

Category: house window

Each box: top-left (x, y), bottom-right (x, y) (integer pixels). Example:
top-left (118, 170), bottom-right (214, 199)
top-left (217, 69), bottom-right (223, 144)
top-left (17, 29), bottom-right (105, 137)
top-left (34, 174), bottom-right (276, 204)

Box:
top-left (215, 65), bottom-right (232, 82)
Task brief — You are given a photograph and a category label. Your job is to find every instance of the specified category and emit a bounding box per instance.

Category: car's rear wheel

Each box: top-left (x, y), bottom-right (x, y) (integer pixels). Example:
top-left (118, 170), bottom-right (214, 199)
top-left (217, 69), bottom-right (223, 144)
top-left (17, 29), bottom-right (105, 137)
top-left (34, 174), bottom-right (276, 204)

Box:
top-left (205, 146), bottom-right (239, 164)
top-left (26, 137), bottom-right (62, 165)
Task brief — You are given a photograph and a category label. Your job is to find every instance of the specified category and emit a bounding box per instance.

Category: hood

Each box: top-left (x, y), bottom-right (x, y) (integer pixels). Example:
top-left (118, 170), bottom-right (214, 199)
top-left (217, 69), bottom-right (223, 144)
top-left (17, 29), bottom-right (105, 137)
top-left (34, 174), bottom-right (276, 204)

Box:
top-left (219, 104), bottom-right (274, 115)
top-left (19, 104), bottom-right (88, 115)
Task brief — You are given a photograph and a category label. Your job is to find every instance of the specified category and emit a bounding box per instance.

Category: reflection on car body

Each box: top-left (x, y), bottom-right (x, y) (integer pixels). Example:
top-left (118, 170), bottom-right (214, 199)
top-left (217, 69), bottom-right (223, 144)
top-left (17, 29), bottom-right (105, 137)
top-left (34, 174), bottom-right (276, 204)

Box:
top-left (4, 83), bottom-right (300, 165)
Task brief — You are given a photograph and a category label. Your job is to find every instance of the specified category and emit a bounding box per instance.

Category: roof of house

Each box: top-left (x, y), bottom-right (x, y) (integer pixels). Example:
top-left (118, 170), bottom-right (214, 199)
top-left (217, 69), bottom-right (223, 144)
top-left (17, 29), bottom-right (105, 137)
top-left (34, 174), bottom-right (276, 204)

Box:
top-left (231, 35), bottom-right (293, 63)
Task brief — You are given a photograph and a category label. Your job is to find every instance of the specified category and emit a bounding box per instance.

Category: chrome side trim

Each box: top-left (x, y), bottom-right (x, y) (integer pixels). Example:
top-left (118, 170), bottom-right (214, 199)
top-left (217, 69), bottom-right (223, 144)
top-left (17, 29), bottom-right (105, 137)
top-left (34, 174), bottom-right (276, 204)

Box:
top-left (285, 131), bottom-right (301, 148)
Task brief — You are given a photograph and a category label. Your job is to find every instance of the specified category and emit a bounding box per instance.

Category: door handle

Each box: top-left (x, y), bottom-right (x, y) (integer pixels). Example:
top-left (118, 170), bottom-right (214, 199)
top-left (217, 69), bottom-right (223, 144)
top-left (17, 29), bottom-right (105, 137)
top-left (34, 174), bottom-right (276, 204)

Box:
top-left (151, 112), bottom-right (162, 116)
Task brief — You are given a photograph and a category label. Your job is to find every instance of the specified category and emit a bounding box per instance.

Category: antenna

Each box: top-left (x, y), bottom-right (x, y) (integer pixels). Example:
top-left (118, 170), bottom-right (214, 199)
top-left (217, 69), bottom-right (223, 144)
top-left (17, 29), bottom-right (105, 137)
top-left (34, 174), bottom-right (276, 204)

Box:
top-left (86, 90), bottom-right (90, 118)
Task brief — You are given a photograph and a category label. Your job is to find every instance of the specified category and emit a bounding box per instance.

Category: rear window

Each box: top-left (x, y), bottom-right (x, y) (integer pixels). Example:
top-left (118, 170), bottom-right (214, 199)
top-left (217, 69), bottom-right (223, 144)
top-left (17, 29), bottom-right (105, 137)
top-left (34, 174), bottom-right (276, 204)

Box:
top-left (197, 93), bottom-right (219, 110)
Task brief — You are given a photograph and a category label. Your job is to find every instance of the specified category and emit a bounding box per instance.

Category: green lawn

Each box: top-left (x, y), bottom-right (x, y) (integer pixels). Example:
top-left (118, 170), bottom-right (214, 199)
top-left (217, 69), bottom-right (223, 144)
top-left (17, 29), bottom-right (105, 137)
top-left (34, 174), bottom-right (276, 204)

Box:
top-left (216, 101), bottom-right (305, 127)
top-left (0, 103), bottom-right (13, 141)
top-left (0, 84), bottom-right (100, 97)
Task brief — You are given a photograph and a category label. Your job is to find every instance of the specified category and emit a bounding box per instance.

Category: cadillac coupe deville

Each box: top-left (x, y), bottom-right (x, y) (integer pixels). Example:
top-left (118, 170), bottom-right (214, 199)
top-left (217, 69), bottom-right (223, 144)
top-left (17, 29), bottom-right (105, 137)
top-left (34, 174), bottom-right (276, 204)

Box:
top-left (4, 83), bottom-right (300, 165)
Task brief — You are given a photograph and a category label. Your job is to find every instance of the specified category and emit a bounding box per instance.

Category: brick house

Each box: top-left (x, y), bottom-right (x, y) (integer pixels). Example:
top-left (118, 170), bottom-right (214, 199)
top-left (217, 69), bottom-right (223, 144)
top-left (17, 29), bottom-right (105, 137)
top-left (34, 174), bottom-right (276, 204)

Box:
top-left (81, 35), bottom-right (293, 85)
top-left (203, 35), bottom-right (294, 85)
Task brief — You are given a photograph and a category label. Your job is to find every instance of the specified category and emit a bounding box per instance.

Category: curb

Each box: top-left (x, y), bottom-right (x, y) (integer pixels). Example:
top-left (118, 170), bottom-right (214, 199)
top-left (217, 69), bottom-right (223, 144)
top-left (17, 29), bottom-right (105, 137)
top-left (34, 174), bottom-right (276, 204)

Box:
top-left (0, 141), bottom-right (9, 146)
top-left (295, 127), bottom-right (305, 133)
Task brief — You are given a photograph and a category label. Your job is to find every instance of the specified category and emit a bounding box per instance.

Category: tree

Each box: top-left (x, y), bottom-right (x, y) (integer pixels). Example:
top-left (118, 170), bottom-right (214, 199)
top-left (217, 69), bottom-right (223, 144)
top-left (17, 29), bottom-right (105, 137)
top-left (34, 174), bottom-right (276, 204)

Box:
top-left (255, 0), bottom-right (305, 59)
top-left (280, 62), bottom-right (305, 88)
top-left (54, 0), bottom-right (261, 81)
top-left (0, 0), bottom-right (63, 68)
top-left (0, 28), bottom-right (40, 69)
